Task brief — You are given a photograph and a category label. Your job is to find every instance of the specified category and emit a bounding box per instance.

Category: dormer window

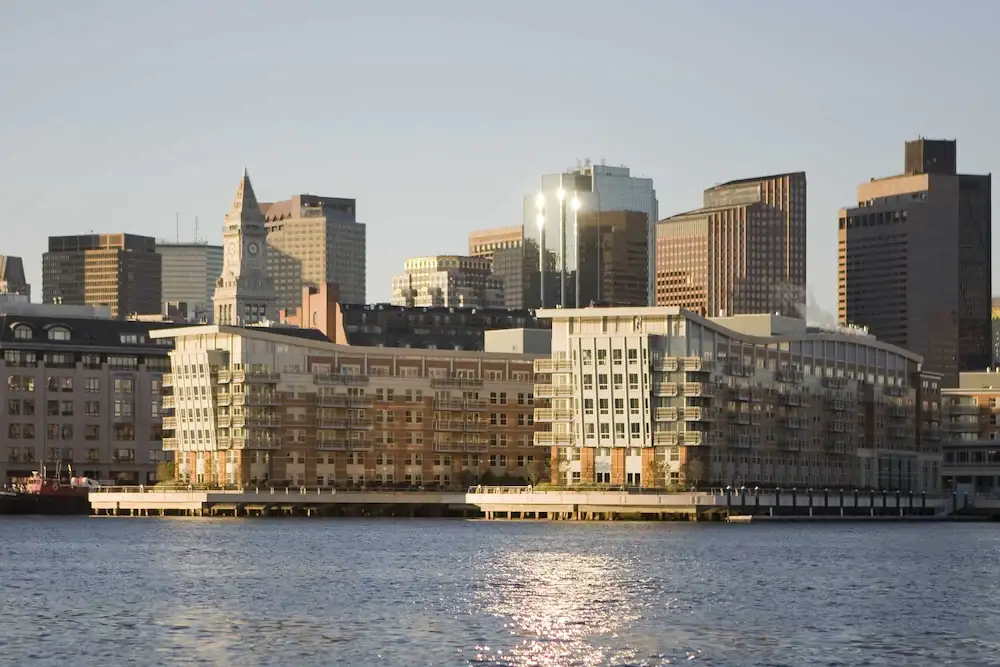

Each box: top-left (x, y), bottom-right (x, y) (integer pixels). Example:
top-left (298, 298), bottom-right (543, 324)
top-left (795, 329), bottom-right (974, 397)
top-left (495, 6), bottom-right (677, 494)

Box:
top-left (47, 327), bottom-right (71, 341)
top-left (12, 325), bottom-right (32, 340)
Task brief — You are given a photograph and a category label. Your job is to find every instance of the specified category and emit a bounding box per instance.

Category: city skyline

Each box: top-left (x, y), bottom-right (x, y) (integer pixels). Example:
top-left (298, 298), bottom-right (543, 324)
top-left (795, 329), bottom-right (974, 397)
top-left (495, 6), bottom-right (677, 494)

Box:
top-left (2, 1), bottom-right (998, 316)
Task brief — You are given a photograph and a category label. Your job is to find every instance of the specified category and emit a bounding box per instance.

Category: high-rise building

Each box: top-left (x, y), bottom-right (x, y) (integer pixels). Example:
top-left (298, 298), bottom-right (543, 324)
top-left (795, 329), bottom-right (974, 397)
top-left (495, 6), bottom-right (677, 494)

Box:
top-left (0, 255), bottom-right (30, 299)
top-left (655, 172), bottom-right (807, 317)
top-left (468, 226), bottom-right (523, 262)
top-left (262, 194), bottom-right (366, 310)
top-left (390, 255), bottom-right (503, 309)
top-left (522, 162), bottom-right (658, 307)
top-left (213, 170), bottom-right (275, 326)
top-left (837, 139), bottom-right (991, 386)
top-left (42, 233), bottom-right (162, 319)
top-left (156, 242), bottom-right (223, 322)
top-left (576, 211), bottom-right (648, 307)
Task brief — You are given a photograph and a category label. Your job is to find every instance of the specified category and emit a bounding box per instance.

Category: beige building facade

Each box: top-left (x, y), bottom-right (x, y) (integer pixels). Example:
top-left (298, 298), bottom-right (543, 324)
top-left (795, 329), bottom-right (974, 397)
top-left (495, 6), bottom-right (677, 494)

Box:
top-left (533, 307), bottom-right (941, 491)
top-left (468, 226), bottom-right (523, 262)
top-left (157, 326), bottom-right (543, 488)
top-left (263, 194), bottom-right (366, 310)
top-left (391, 255), bottom-right (503, 309)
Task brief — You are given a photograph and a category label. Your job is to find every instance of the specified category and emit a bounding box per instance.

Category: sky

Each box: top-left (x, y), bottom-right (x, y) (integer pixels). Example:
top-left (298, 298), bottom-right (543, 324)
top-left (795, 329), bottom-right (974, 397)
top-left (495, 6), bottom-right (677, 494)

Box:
top-left (1, 0), bottom-right (997, 315)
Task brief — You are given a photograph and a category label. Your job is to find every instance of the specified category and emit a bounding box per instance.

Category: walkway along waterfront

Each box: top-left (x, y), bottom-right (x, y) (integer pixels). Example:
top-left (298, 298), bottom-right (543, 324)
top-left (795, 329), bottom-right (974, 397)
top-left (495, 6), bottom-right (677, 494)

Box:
top-left (86, 485), bottom-right (994, 520)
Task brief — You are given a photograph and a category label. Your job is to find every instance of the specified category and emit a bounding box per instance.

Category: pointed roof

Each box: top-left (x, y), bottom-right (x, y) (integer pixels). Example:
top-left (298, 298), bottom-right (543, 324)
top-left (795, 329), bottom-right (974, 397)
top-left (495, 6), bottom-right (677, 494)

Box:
top-left (225, 168), bottom-right (263, 222)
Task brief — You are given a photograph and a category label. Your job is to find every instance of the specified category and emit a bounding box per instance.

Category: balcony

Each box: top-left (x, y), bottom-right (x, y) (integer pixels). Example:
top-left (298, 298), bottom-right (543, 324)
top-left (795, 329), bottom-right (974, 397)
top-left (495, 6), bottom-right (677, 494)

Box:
top-left (430, 377), bottom-right (484, 389)
top-left (216, 414), bottom-right (232, 428)
top-left (244, 393), bottom-right (280, 406)
top-left (317, 440), bottom-right (350, 451)
top-left (318, 395), bottom-right (350, 408)
top-left (534, 408), bottom-right (574, 422)
top-left (535, 384), bottom-right (573, 398)
top-left (729, 411), bottom-right (750, 425)
top-left (827, 398), bottom-right (850, 412)
top-left (161, 415), bottom-right (177, 430)
top-left (348, 440), bottom-right (374, 452)
top-left (886, 404), bottom-right (909, 418)
top-left (433, 398), bottom-right (466, 410)
top-left (161, 437), bottom-right (178, 450)
top-left (232, 369), bottom-right (279, 384)
top-left (681, 357), bottom-right (713, 372)
top-left (245, 417), bottom-right (282, 428)
top-left (316, 417), bottom-right (349, 429)
top-left (653, 430), bottom-right (679, 446)
top-left (779, 392), bottom-right (802, 407)
top-left (725, 361), bottom-right (754, 377)
top-left (162, 373), bottom-right (174, 387)
top-left (889, 426), bottom-right (913, 440)
top-left (651, 357), bottom-right (679, 372)
top-left (232, 437), bottom-right (280, 450)
top-left (681, 431), bottom-right (704, 446)
top-left (533, 432), bottom-right (574, 447)
top-left (683, 407), bottom-right (717, 422)
top-left (434, 442), bottom-right (488, 453)
top-left (775, 367), bottom-right (803, 384)
top-left (948, 403), bottom-right (980, 415)
top-left (785, 416), bottom-right (807, 430)
top-left (434, 420), bottom-right (466, 432)
top-left (822, 376), bottom-right (849, 390)
top-left (216, 394), bottom-right (232, 407)
top-left (161, 395), bottom-right (176, 410)
top-left (947, 419), bottom-right (980, 432)
top-left (826, 420), bottom-right (851, 433)
top-left (348, 396), bottom-right (374, 408)
top-left (216, 369), bottom-right (231, 383)
top-left (683, 382), bottom-right (715, 397)
top-left (732, 434), bottom-right (752, 449)
top-left (653, 407), bottom-right (678, 422)
top-left (653, 382), bottom-right (678, 397)
top-left (534, 358), bottom-right (574, 373)
top-left (349, 418), bottom-right (375, 430)
top-left (883, 385), bottom-right (907, 398)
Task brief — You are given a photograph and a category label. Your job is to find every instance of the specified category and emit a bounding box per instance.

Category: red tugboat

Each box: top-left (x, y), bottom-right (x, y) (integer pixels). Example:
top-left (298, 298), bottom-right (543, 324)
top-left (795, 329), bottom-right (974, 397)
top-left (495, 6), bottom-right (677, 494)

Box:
top-left (0, 465), bottom-right (100, 515)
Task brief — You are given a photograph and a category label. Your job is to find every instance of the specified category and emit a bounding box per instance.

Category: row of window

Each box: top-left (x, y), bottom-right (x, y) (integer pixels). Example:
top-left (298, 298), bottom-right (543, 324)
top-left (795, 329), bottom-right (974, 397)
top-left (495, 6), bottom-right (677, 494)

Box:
top-left (7, 398), bottom-right (154, 418)
top-left (5, 376), bottom-right (152, 394)
top-left (6, 423), bottom-right (152, 441)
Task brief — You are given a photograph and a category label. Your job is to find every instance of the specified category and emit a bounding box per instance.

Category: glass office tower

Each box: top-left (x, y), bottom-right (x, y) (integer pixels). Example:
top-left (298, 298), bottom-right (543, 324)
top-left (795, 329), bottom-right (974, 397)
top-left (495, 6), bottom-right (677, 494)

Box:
top-left (522, 162), bottom-right (658, 307)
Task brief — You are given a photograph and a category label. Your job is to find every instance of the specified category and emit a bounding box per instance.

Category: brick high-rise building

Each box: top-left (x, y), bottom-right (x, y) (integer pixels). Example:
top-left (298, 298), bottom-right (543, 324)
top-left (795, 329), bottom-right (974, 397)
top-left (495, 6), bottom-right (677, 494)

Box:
top-left (837, 139), bottom-right (991, 386)
top-left (468, 226), bottom-right (522, 262)
top-left (655, 172), bottom-right (807, 317)
top-left (43, 233), bottom-right (162, 319)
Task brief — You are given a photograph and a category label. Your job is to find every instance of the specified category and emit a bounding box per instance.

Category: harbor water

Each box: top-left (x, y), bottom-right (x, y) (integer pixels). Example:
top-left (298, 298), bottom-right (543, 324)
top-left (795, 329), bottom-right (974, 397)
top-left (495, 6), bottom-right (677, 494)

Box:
top-left (0, 518), bottom-right (997, 666)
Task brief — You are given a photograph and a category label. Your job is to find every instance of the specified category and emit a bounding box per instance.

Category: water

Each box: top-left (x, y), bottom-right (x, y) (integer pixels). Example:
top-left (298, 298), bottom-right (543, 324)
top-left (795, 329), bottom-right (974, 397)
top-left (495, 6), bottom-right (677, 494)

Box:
top-left (0, 519), bottom-right (998, 667)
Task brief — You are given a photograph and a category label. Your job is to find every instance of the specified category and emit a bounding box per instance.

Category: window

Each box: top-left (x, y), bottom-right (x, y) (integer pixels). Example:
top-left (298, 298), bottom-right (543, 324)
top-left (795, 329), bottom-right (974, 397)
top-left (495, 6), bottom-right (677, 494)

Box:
top-left (114, 378), bottom-right (134, 394)
top-left (627, 349), bottom-right (638, 363)
top-left (47, 327), bottom-right (71, 341)
top-left (114, 401), bottom-right (133, 418)
top-left (614, 398), bottom-right (624, 415)
top-left (629, 398), bottom-right (640, 414)
top-left (150, 379), bottom-right (161, 395)
top-left (612, 349), bottom-right (623, 365)
top-left (85, 401), bottom-right (100, 417)
top-left (7, 400), bottom-right (19, 416)
top-left (12, 325), bottom-right (31, 340)
top-left (599, 398), bottom-right (609, 415)
top-left (85, 378), bottom-right (100, 393)
top-left (85, 425), bottom-right (100, 441)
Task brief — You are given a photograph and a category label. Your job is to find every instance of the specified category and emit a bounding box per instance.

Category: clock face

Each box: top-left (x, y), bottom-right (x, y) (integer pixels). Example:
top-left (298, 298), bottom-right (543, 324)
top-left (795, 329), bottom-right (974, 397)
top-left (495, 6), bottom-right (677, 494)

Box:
top-left (225, 240), bottom-right (237, 260)
top-left (247, 242), bottom-right (259, 256)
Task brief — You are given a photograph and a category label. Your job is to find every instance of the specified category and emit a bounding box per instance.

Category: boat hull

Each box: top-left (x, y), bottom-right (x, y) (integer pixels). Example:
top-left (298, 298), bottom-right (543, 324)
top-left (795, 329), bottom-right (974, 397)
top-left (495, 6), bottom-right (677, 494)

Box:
top-left (0, 492), bottom-right (90, 516)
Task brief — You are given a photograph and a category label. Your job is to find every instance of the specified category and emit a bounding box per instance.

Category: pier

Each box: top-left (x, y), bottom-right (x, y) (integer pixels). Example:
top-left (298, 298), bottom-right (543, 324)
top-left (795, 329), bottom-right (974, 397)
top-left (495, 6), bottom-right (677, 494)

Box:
top-left (88, 485), bottom-right (960, 520)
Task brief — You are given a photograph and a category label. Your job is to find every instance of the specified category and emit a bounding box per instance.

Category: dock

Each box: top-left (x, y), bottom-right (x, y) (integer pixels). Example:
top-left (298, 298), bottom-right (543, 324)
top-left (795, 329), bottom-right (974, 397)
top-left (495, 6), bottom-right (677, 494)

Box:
top-left (87, 486), bottom-right (963, 521)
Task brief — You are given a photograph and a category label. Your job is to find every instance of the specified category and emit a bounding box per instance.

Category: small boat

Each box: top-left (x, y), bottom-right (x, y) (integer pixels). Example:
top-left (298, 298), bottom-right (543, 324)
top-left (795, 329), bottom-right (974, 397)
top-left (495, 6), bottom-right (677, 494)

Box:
top-left (23, 464), bottom-right (100, 497)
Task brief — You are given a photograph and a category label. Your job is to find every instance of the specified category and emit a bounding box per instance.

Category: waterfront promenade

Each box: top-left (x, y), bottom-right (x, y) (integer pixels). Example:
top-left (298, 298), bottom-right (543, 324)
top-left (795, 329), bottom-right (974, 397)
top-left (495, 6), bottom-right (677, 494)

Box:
top-left (88, 485), bottom-right (962, 520)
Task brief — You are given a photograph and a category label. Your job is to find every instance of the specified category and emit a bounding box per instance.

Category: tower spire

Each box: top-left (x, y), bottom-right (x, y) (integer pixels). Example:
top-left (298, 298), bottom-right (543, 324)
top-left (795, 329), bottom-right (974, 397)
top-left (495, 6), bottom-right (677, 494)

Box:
top-left (229, 168), bottom-right (261, 218)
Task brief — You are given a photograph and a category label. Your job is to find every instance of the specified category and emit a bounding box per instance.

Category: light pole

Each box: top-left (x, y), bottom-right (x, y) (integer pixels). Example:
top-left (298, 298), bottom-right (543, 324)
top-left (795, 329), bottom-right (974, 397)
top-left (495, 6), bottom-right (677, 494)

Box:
top-left (535, 193), bottom-right (546, 308)
top-left (557, 188), bottom-right (567, 307)
top-left (571, 195), bottom-right (581, 307)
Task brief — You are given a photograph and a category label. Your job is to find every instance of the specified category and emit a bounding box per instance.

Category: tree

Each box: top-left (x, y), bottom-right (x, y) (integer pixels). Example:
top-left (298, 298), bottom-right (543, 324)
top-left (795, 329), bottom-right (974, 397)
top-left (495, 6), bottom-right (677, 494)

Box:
top-left (681, 458), bottom-right (706, 490)
top-left (155, 461), bottom-right (176, 485)
top-left (651, 458), bottom-right (669, 489)
top-left (526, 459), bottom-right (550, 485)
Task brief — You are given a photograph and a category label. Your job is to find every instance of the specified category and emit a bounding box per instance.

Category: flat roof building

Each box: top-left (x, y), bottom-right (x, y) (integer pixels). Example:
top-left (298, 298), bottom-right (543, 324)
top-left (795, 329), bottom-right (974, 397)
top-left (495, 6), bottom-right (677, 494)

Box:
top-left (156, 242), bottom-right (223, 322)
top-left (155, 325), bottom-right (546, 488)
top-left (533, 307), bottom-right (940, 491)
top-left (43, 234), bottom-right (162, 319)
top-left (837, 139), bottom-right (991, 386)
top-left (656, 172), bottom-right (807, 317)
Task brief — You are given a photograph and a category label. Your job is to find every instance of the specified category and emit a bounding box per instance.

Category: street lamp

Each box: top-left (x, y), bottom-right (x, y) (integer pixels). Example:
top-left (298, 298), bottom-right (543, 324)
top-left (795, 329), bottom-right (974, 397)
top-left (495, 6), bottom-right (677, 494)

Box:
top-left (535, 193), bottom-right (546, 308)
top-left (556, 189), bottom-right (567, 307)
top-left (571, 195), bottom-right (581, 307)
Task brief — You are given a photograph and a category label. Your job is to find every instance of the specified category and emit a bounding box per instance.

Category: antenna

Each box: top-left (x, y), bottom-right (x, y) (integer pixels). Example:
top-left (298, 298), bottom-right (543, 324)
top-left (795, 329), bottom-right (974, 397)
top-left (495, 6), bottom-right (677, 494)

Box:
top-left (194, 216), bottom-right (199, 243)
top-left (175, 213), bottom-right (179, 243)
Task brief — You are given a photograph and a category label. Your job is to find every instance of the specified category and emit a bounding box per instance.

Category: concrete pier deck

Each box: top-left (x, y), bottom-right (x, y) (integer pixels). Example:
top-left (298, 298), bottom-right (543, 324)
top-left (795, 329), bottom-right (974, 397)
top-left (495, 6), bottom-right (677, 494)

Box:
top-left (88, 486), bottom-right (957, 520)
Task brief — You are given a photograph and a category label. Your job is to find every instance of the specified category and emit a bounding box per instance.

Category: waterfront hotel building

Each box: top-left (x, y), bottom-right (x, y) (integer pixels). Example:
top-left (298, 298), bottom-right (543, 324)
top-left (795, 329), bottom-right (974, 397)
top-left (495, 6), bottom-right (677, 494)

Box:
top-left (0, 313), bottom-right (182, 484)
top-left (533, 307), bottom-right (942, 491)
top-left (154, 325), bottom-right (543, 487)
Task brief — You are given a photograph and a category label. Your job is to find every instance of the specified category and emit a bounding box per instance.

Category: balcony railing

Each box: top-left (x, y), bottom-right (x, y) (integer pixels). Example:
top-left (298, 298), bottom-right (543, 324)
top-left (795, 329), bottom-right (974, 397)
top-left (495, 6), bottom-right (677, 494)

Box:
top-left (161, 416), bottom-right (177, 430)
top-left (534, 358), bottom-right (574, 373)
top-left (681, 357), bottom-right (713, 372)
top-left (433, 420), bottom-right (466, 431)
top-left (161, 395), bottom-right (176, 410)
top-left (231, 437), bottom-right (280, 450)
top-left (653, 407), bottom-right (678, 422)
top-left (535, 384), bottom-right (573, 398)
top-left (653, 383), bottom-right (678, 397)
top-left (162, 373), bottom-right (174, 387)
top-left (316, 418), bottom-right (349, 429)
top-left (681, 431), bottom-right (704, 446)
top-left (533, 408), bottom-right (574, 422)
top-left (161, 437), bottom-right (178, 450)
top-left (233, 369), bottom-right (279, 384)
top-left (683, 382), bottom-right (715, 397)
top-left (653, 430), bottom-right (679, 446)
top-left (683, 407), bottom-right (717, 422)
top-left (532, 432), bottom-right (574, 447)
top-left (430, 377), bottom-right (484, 389)
top-left (317, 440), bottom-right (350, 451)
top-left (651, 357), bottom-right (679, 372)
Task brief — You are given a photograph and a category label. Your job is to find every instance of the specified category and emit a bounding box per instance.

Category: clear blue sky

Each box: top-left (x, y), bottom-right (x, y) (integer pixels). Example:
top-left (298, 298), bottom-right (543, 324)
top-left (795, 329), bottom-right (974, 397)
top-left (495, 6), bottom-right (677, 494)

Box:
top-left (1, 0), bottom-right (997, 313)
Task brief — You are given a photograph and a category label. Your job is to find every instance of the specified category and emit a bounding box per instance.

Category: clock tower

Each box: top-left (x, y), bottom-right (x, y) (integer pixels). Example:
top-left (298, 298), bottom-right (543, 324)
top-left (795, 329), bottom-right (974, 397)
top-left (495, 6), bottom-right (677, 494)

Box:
top-left (213, 169), bottom-right (274, 325)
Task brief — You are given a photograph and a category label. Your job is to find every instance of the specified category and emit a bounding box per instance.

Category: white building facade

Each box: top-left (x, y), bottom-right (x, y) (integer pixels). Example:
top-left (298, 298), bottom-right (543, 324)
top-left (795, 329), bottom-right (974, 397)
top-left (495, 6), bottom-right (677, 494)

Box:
top-left (534, 307), bottom-right (941, 491)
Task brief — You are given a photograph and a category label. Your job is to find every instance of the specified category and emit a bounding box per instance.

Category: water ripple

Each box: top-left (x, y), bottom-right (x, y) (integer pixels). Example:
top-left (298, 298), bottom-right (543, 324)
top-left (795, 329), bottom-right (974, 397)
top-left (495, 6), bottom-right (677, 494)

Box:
top-left (1, 519), bottom-right (999, 666)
